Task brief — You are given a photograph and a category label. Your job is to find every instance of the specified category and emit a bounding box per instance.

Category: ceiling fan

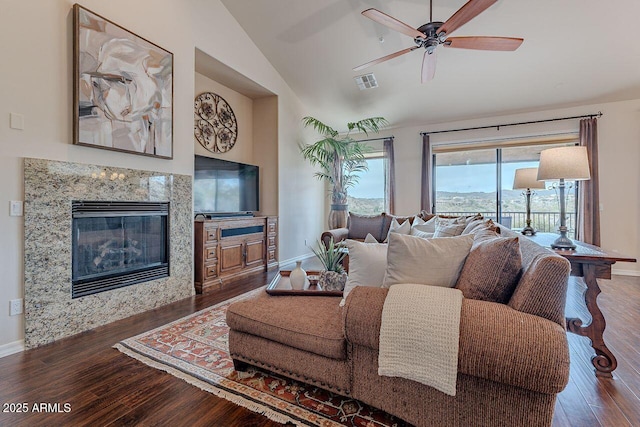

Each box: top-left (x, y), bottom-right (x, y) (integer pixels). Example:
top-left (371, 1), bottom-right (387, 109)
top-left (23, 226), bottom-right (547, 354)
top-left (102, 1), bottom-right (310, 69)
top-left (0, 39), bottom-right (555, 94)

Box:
top-left (354, 0), bottom-right (523, 82)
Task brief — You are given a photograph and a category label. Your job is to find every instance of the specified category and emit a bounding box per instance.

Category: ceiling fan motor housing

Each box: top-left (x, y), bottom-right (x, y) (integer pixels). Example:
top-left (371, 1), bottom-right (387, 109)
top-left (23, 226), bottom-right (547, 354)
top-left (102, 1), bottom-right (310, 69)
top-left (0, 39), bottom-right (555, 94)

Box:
top-left (415, 21), bottom-right (444, 51)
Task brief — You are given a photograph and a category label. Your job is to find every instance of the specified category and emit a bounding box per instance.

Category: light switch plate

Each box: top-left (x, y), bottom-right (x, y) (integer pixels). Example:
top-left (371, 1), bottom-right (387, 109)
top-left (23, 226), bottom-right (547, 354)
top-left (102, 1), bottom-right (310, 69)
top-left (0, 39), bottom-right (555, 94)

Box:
top-left (10, 113), bottom-right (24, 130)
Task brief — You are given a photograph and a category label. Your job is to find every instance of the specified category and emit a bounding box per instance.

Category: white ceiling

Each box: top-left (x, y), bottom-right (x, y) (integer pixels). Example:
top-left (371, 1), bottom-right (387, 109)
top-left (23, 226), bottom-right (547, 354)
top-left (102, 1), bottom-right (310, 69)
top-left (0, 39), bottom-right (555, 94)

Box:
top-left (220, 0), bottom-right (640, 130)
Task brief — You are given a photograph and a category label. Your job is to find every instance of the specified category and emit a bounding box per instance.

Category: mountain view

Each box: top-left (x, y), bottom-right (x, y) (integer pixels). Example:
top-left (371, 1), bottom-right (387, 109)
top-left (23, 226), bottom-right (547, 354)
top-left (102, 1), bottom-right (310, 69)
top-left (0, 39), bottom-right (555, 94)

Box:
top-left (350, 188), bottom-right (577, 234)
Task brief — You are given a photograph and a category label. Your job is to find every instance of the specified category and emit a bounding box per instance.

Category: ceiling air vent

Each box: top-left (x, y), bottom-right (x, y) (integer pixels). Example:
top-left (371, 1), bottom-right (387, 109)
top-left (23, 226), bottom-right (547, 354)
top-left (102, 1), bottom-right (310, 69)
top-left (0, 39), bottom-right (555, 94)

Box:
top-left (354, 73), bottom-right (378, 90)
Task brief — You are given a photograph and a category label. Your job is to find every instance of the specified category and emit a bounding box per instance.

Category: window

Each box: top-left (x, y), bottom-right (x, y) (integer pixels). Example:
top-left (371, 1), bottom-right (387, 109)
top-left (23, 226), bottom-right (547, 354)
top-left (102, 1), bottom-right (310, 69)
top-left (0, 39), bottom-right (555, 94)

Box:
top-left (349, 153), bottom-right (387, 215)
top-left (433, 139), bottom-right (579, 236)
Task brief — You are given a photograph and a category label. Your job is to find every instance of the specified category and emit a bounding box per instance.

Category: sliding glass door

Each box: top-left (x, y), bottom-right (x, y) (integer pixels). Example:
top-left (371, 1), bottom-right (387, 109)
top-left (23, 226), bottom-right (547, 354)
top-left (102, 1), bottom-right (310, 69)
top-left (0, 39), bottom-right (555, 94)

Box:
top-left (434, 142), bottom-right (578, 236)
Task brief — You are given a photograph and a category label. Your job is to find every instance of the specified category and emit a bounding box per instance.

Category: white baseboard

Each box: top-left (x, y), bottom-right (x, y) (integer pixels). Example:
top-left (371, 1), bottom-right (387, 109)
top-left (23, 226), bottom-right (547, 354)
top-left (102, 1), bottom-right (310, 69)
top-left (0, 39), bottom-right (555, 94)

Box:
top-left (612, 268), bottom-right (640, 277)
top-left (0, 340), bottom-right (24, 358)
top-left (279, 253), bottom-right (315, 267)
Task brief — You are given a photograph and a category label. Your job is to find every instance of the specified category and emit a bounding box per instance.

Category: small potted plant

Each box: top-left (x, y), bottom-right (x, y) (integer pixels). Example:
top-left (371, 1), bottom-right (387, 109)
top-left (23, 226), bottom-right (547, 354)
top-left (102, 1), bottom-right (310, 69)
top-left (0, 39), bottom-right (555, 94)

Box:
top-left (309, 238), bottom-right (348, 291)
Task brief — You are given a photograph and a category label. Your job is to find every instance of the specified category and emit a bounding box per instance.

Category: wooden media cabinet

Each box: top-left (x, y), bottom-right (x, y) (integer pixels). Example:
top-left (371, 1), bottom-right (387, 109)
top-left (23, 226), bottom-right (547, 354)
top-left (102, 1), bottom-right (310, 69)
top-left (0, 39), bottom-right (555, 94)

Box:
top-left (194, 216), bottom-right (278, 294)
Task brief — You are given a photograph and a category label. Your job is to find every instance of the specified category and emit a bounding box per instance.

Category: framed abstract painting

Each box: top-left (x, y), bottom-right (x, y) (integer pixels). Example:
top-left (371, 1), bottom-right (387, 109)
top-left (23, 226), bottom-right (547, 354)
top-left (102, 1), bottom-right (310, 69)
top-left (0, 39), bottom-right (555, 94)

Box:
top-left (73, 4), bottom-right (173, 159)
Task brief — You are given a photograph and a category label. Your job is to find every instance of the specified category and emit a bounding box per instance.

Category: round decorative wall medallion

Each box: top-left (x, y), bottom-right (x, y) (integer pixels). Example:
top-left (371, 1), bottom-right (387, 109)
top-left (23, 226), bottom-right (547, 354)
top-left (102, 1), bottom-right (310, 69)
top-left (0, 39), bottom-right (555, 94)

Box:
top-left (194, 92), bottom-right (238, 153)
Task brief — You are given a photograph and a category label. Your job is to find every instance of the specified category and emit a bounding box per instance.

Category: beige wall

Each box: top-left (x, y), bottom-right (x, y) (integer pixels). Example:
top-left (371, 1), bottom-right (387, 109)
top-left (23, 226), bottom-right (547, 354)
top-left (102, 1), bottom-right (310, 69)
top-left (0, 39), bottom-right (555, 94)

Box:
top-left (194, 72), bottom-right (254, 163)
top-left (253, 96), bottom-right (279, 216)
top-left (372, 99), bottom-right (640, 275)
top-left (0, 0), bottom-right (324, 351)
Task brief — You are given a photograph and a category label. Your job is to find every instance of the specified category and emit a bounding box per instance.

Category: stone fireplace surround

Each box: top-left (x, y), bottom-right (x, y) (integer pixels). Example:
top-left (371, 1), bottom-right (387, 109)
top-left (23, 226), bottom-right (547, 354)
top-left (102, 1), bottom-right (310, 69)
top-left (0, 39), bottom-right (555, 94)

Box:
top-left (24, 158), bottom-right (193, 349)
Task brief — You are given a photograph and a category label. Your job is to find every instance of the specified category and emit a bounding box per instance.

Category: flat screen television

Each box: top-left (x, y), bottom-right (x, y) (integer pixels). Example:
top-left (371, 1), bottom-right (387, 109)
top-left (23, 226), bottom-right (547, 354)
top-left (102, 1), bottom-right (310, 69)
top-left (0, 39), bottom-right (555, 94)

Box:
top-left (194, 155), bottom-right (259, 216)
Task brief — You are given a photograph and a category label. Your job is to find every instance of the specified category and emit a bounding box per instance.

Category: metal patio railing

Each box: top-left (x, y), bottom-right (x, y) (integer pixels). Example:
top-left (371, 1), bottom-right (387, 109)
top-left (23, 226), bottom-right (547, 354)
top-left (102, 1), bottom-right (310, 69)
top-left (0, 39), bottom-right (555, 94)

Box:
top-left (438, 210), bottom-right (576, 238)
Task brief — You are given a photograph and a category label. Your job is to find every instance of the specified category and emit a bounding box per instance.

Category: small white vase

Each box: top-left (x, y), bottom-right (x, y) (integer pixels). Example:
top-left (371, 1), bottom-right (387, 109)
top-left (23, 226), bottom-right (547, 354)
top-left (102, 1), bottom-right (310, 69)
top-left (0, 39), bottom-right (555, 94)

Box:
top-left (289, 261), bottom-right (307, 290)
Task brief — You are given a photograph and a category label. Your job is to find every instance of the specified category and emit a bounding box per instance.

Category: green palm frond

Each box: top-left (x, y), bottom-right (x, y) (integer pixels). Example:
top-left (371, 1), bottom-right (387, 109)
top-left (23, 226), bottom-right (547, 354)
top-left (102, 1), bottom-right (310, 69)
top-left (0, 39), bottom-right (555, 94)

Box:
top-left (346, 117), bottom-right (389, 137)
top-left (302, 117), bottom-right (339, 138)
top-left (300, 115), bottom-right (387, 203)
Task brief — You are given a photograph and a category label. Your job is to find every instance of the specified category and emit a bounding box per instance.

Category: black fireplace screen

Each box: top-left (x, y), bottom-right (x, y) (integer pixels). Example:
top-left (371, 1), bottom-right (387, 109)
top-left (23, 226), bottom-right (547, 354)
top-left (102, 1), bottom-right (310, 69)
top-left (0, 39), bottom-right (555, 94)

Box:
top-left (71, 201), bottom-right (169, 298)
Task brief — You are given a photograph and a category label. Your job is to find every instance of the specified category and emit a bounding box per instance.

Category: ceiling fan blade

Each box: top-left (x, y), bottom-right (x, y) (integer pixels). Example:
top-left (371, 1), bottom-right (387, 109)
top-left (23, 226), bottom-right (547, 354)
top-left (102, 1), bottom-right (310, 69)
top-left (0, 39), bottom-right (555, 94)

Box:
top-left (362, 8), bottom-right (425, 39)
top-left (438, 0), bottom-right (498, 36)
top-left (353, 46), bottom-right (419, 72)
top-left (444, 36), bottom-right (523, 51)
top-left (421, 50), bottom-right (437, 83)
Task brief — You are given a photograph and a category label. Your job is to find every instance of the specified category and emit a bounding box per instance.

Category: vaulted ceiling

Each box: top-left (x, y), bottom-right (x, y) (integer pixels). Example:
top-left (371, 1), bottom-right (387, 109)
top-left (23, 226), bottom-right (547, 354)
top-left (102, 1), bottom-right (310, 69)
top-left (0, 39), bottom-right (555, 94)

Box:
top-left (221, 0), bottom-right (640, 130)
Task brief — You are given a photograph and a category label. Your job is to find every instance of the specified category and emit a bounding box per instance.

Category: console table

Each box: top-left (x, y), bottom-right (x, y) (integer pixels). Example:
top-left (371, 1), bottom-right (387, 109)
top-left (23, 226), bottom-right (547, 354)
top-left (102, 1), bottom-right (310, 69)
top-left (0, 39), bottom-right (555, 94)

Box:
top-left (527, 233), bottom-right (636, 378)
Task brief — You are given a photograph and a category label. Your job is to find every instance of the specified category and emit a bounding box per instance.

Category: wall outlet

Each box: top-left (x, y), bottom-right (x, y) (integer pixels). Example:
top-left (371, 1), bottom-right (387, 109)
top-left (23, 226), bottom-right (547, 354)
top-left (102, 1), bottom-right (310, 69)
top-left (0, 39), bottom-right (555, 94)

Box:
top-left (10, 299), bottom-right (23, 316)
top-left (304, 239), bottom-right (307, 246)
top-left (10, 200), bottom-right (23, 216)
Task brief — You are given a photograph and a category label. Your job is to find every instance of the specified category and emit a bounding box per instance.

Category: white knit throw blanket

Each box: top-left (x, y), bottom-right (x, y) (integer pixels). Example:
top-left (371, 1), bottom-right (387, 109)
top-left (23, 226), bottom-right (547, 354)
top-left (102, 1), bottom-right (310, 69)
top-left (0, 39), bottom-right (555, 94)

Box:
top-left (378, 283), bottom-right (463, 396)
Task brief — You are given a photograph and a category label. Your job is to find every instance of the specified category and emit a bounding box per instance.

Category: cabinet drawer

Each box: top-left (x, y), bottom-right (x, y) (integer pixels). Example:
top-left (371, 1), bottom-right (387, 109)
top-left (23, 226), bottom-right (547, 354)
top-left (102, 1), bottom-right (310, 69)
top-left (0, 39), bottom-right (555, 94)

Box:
top-left (205, 226), bottom-right (218, 243)
top-left (205, 263), bottom-right (218, 280)
top-left (267, 221), bottom-right (277, 234)
top-left (205, 245), bottom-right (217, 261)
top-left (267, 249), bottom-right (277, 263)
top-left (267, 236), bottom-right (276, 248)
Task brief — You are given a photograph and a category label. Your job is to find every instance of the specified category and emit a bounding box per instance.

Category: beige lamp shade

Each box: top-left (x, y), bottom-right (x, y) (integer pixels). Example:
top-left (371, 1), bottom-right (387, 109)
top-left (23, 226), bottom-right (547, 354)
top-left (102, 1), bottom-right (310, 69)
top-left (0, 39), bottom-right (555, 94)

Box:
top-left (537, 146), bottom-right (591, 181)
top-left (513, 167), bottom-right (546, 190)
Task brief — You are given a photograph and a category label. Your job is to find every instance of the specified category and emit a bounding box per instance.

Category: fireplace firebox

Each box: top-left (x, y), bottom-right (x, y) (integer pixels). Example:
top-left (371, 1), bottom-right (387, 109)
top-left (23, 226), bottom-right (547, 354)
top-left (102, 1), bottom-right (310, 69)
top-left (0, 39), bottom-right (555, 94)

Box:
top-left (71, 201), bottom-right (170, 298)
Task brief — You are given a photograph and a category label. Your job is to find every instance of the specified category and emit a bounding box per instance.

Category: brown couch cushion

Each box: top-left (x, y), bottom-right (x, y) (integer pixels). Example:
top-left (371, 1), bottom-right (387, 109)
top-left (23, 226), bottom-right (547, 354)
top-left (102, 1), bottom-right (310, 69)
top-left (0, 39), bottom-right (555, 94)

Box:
top-left (227, 293), bottom-right (347, 360)
top-left (508, 254), bottom-right (571, 326)
top-left (344, 287), bottom-right (569, 394)
top-left (347, 212), bottom-right (386, 241)
top-left (455, 236), bottom-right (522, 303)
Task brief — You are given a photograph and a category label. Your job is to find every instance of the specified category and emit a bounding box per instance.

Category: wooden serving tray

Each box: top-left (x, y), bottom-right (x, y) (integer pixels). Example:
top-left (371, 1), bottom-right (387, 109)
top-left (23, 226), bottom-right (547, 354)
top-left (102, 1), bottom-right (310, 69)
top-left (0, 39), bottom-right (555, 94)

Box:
top-left (265, 270), bottom-right (343, 296)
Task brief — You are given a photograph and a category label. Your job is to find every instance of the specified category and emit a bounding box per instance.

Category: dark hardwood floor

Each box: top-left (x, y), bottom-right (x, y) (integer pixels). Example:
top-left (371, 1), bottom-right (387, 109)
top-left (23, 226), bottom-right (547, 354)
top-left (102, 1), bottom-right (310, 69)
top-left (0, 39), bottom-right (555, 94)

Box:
top-left (1, 261), bottom-right (639, 427)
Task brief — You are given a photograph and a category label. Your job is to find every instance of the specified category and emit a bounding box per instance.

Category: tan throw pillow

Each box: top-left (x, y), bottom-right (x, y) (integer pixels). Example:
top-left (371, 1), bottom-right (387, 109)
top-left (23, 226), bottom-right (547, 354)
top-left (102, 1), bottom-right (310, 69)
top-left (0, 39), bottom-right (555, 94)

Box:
top-left (433, 217), bottom-right (466, 238)
top-left (384, 218), bottom-right (411, 242)
top-left (383, 233), bottom-right (473, 289)
top-left (411, 215), bottom-right (437, 234)
top-left (342, 239), bottom-right (388, 305)
top-left (410, 229), bottom-right (434, 239)
top-left (364, 233), bottom-right (379, 243)
top-left (455, 236), bottom-right (522, 303)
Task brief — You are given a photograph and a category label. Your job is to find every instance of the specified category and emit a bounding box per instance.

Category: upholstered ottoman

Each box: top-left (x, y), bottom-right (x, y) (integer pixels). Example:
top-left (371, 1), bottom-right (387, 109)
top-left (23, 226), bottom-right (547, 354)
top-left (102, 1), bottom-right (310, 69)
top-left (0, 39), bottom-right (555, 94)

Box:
top-left (226, 292), bottom-right (351, 395)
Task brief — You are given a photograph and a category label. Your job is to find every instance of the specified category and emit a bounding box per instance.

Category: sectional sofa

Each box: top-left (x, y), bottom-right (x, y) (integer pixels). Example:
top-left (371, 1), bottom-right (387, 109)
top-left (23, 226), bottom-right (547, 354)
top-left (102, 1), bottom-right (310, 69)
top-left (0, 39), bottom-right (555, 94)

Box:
top-left (226, 216), bottom-right (571, 426)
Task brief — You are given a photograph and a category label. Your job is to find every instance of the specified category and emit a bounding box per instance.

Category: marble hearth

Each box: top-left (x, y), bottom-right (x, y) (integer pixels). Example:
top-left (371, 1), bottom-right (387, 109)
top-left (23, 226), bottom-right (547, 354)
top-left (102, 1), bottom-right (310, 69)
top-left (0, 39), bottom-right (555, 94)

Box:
top-left (24, 158), bottom-right (193, 348)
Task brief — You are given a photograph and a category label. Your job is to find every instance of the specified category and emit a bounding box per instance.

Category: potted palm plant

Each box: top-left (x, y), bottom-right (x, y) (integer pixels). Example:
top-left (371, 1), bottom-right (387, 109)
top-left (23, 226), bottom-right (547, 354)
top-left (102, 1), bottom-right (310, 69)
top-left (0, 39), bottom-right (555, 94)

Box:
top-left (300, 116), bottom-right (388, 228)
top-left (309, 238), bottom-right (348, 291)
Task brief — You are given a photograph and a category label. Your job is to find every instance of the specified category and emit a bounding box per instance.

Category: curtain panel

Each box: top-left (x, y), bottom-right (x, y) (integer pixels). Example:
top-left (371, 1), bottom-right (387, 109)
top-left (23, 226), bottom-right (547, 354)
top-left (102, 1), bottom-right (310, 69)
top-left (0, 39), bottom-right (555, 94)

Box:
top-left (421, 134), bottom-right (433, 213)
top-left (576, 118), bottom-right (601, 246)
top-left (383, 138), bottom-right (396, 214)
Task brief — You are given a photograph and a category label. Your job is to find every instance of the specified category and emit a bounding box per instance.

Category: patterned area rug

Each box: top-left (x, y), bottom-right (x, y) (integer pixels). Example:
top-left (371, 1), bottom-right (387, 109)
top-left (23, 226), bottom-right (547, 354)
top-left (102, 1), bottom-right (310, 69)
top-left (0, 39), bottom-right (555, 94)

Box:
top-left (115, 288), bottom-right (407, 427)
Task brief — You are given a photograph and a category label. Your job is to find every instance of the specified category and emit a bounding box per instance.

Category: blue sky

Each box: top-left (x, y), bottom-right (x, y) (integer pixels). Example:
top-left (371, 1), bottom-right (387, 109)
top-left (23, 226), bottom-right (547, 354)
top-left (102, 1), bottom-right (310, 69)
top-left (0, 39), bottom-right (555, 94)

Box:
top-left (436, 161), bottom-right (541, 192)
top-left (351, 159), bottom-right (544, 198)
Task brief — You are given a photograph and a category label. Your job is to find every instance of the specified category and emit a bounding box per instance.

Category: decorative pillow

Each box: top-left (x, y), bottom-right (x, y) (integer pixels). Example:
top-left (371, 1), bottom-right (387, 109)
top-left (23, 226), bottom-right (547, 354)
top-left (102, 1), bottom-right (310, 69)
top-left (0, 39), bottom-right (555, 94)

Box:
top-left (382, 233), bottom-right (473, 289)
top-left (433, 217), bottom-right (466, 238)
top-left (412, 216), bottom-right (426, 226)
top-left (384, 218), bottom-right (411, 242)
top-left (364, 233), bottom-right (379, 243)
top-left (466, 219), bottom-right (501, 243)
top-left (410, 229), bottom-right (434, 239)
top-left (341, 239), bottom-right (388, 305)
top-left (463, 218), bottom-right (499, 235)
top-left (347, 212), bottom-right (385, 241)
top-left (411, 215), bottom-right (437, 234)
top-left (462, 218), bottom-right (484, 234)
top-left (455, 236), bottom-right (522, 303)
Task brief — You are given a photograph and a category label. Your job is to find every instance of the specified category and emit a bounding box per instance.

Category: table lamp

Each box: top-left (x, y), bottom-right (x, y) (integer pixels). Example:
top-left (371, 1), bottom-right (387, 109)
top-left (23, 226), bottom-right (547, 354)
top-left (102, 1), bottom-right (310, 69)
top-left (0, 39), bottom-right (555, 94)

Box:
top-left (537, 146), bottom-right (591, 249)
top-left (513, 167), bottom-right (546, 235)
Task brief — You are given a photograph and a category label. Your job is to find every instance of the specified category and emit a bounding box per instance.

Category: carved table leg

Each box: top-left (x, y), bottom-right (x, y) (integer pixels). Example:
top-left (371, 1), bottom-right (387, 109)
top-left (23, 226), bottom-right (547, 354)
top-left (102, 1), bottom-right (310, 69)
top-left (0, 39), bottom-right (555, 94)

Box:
top-left (565, 264), bottom-right (617, 378)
